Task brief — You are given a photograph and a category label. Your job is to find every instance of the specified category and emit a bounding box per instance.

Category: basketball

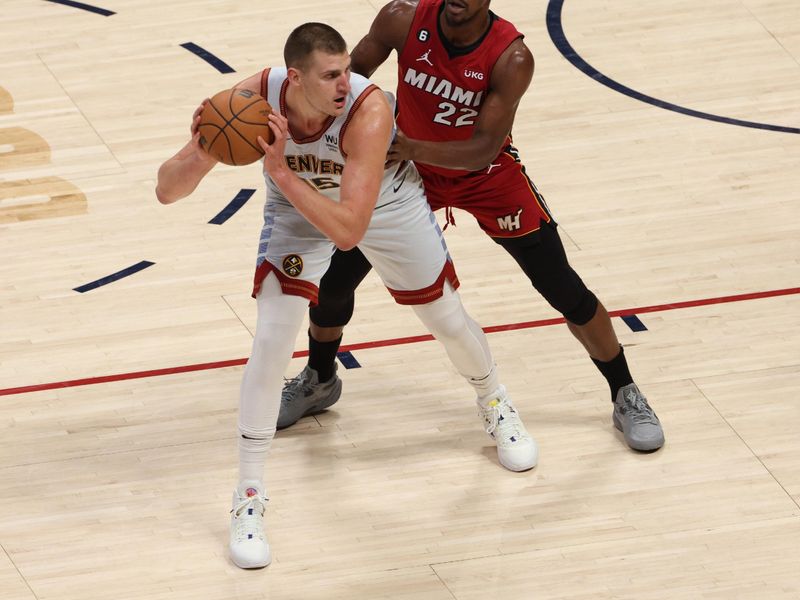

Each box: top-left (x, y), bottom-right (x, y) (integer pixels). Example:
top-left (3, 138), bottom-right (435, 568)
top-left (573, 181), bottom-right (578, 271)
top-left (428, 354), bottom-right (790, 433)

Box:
top-left (197, 88), bottom-right (275, 166)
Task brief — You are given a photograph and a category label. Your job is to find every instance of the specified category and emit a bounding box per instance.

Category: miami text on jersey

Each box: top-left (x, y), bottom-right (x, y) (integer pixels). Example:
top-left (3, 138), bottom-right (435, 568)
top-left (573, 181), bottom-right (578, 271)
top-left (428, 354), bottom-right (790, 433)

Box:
top-left (403, 68), bottom-right (484, 108)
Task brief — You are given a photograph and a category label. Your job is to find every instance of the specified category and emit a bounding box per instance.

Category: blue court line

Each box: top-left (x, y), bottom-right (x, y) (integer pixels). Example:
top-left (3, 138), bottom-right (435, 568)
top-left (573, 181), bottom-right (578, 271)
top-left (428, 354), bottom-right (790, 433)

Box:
top-left (546, 0), bottom-right (800, 135)
top-left (74, 261), bottom-right (155, 293)
top-left (621, 315), bottom-right (648, 332)
top-left (336, 351), bottom-right (361, 369)
top-left (209, 189), bottom-right (256, 225)
top-left (180, 43), bottom-right (235, 74)
top-left (43, 0), bottom-right (115, 16)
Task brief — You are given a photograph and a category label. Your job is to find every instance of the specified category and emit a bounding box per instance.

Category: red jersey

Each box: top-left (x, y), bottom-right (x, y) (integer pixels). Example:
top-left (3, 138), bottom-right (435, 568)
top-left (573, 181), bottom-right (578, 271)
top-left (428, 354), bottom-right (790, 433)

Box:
top-left (397, 0), bottom-right (523, 178)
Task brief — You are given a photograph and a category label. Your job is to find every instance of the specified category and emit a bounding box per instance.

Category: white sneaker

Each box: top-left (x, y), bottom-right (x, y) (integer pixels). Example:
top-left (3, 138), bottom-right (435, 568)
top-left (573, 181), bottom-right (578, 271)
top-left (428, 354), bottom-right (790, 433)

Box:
top-left (229, 481), bottom-right (271, 569)
top-left (478, 386), bottom-right (538, 472)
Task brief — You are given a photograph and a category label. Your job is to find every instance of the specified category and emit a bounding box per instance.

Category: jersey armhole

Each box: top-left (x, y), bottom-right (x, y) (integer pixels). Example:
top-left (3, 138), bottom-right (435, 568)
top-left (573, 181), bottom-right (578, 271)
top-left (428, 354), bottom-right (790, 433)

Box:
top-left (260, 68), bottom-right (271, 100)
top-left (339, 84), bottom-right (381, 159)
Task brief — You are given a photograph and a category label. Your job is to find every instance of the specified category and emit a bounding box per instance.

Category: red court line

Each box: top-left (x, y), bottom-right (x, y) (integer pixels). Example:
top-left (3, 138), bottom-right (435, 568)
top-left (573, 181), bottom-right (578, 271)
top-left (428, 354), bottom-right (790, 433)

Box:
top-left (2, 286), bottom-right (798, 397)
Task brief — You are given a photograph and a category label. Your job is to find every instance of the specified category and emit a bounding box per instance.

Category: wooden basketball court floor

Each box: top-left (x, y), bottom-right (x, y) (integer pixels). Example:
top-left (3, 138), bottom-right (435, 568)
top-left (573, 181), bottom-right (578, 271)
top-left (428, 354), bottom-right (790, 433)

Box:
top-left (1, 0), bottom-right (799, 598)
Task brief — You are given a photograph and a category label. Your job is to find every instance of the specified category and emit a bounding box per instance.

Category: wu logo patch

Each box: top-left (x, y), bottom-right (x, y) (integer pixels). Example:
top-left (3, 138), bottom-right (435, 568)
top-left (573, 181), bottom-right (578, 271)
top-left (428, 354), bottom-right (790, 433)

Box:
top-left (324, 133), bottom-right (338, 151)
top-left (282, 254), bottom-right (303, 277)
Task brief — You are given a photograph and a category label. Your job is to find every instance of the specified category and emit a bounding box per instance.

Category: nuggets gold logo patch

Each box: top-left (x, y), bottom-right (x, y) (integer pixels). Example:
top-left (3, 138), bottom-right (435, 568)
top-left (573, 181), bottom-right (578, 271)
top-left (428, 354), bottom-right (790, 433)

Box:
top-left (282, 254), bottom-right (303, 277)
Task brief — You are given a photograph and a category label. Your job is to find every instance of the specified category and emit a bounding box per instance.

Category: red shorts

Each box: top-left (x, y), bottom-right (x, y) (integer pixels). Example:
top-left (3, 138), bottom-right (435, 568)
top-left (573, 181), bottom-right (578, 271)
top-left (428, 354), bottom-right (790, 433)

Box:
top-left (417, 147), bottom-right (552, 238)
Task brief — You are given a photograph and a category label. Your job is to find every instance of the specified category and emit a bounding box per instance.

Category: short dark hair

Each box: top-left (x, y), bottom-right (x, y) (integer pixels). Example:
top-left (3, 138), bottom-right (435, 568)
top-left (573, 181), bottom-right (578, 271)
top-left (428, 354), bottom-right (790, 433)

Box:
top-left (284, 23), bottom-right (347, 71)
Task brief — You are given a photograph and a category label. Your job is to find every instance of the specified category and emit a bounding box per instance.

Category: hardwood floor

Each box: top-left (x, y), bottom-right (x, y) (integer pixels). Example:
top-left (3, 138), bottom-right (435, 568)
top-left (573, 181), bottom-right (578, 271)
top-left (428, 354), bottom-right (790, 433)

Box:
top-left (1, 1), bottom-right (799, 598)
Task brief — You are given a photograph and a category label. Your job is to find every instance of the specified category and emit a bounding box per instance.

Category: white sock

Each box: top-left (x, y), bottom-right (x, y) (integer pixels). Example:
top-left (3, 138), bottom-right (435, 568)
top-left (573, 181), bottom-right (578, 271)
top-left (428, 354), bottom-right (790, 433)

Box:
top-left (411, 284), bottom-right (501, 401)
top-left (470, 368), bottom-right (503, 407)
top-left (237, 273), bottom-right (309, 488)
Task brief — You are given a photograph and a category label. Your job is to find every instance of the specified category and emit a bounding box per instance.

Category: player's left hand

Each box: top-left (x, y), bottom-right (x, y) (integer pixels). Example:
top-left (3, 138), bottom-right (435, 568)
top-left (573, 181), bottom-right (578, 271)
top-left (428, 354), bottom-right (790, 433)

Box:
top-left (387, 129), bottom-right (414, 162)
top-left (259, 113), bottom-right (290, 179)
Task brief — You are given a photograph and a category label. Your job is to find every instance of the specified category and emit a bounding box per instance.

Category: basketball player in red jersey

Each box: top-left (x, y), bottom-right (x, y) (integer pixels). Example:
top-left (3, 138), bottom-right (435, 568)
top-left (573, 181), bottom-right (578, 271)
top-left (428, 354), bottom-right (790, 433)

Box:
top-left (279, 0), bottom-right (665, 452)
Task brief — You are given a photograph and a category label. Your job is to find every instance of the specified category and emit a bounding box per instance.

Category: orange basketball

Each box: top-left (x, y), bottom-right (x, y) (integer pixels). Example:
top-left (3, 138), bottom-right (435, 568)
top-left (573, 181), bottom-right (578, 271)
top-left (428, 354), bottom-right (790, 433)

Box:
top-left (197, 88), bottom-right (275, 166)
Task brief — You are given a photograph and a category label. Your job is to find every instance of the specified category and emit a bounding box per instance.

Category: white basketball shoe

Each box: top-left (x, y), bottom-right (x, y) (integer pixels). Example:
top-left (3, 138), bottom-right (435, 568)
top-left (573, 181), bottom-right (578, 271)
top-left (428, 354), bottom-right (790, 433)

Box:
top-left (478, 386), bottom-right (539, 471)
top-left (229, 480), bottom-right (271, 569)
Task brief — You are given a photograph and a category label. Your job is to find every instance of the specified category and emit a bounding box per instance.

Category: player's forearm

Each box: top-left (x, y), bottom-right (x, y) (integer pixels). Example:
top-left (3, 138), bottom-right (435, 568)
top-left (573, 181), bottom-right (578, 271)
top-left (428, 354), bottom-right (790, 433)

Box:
top-left (271, 171), bottom-right (370, 250)
top-left (407, 136), bottom-right (500, 171)
top-left (156, 149), bottom-right (217, 204)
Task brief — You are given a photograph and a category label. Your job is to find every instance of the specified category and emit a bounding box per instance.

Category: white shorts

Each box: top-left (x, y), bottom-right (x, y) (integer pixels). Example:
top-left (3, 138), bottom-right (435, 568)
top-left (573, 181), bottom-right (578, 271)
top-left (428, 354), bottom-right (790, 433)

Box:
top-left (252, 168), bottom-right (459, 305)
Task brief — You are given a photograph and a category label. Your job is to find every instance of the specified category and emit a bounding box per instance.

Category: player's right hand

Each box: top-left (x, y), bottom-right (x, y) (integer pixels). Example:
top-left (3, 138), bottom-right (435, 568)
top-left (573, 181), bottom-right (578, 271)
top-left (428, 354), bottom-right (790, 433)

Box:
top-left (190, 99), bottom-right (209, 137)
top-left (189, 99), bottom-right (216, 162)
top-left (191, 98), bottom-right (209, 137)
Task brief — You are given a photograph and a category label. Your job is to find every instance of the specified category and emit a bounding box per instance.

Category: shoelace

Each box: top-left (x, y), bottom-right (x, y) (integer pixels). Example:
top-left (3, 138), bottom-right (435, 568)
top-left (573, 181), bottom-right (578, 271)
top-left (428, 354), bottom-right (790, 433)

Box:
top-left (282, 371), bottom-right (312, 403)
top-left (622, 390), bottom-right (659, 424)
top-left (230, 494), bottom-right (267, 541)
top-left (480, 398), bottom-right (525, 441)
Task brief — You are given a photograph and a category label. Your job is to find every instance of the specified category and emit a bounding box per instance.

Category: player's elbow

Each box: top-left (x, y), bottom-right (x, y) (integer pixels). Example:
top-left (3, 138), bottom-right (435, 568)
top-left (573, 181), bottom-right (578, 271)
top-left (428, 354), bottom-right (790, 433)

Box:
top-left (467, 148), bottom-right (503, 171)
top-left (335, 240), bottom-right (357, 252)
top-left (155, 186), bottom-right (177, 205)
top-left (463, 136), bottom-right (505, 171)
top-left (330, 209), bottom-right (369, 250)
top-left (334, 233), bottom-right (362, 251)
top-left (333, 224), bottom-right (368, 251)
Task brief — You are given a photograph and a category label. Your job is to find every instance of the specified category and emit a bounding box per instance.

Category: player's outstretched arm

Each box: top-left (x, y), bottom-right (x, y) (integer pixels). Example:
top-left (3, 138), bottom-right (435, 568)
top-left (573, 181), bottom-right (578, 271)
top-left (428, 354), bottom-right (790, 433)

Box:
top-left (258, 91), bottom-right (392, 250)
top-left (350, 0), bottom-right (416, 77)
top-left (388, 39), bottom-right (534, 171)
top-left (155, 102), bottom-right (218, 204)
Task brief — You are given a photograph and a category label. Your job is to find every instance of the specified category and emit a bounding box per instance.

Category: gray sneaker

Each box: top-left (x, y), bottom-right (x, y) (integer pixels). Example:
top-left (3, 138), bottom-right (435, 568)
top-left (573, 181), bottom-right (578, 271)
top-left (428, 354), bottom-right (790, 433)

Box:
top-left (277, 364), bottom-right (342, 430)
top-left (612, 383), bottom-right (664, 451)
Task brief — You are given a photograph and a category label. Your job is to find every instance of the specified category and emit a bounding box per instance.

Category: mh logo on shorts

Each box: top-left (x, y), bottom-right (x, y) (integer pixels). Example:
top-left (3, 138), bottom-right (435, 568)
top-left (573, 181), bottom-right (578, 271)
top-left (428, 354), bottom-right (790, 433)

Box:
top-left (497, 208), bottom-right (523, 232)
top-left (282, 254), bottom-right (303, 277)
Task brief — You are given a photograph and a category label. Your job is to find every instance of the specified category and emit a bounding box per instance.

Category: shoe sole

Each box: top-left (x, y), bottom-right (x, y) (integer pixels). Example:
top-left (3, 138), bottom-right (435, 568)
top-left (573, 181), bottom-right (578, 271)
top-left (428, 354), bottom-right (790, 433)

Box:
top-left (613, 412), bottom-right (664, 452)
top-left (231, 556), bottom-right (271, 569)
top-left (499, 459), bottom-right (537, 472)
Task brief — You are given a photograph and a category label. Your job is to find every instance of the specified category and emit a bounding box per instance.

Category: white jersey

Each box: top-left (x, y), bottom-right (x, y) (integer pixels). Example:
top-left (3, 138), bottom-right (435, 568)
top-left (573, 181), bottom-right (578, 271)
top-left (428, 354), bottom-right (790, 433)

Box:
top-left (252, 67), bottom-right (457, 306)
top-left (261, 67), bottom-right (413, 209)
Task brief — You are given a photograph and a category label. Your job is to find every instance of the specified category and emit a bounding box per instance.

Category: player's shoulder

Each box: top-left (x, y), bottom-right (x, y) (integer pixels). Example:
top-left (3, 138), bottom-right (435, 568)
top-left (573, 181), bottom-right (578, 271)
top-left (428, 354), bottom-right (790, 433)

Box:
top-left (374, 0), bottom-right (419, 33)
top-left (349, 72), bottom-right (381, 99)
top-left (347, 74), bottom-right (390, 116)
top-left (341, 80), bottom-right (392, 156)
top-left (379, 0), bottom-right (419, 20)
top-left (501, 38), bottom-right (533, 66)
top-left (349, 71), bottom-right (371, 87)
top-left (490, 38), bottom-right (534, 93)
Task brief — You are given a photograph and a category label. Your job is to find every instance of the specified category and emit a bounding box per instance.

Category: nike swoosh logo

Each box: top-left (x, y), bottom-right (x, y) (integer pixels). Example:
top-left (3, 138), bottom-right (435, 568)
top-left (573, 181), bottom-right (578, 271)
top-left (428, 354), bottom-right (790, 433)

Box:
top-left (392, 173), bottom-right (407, 193)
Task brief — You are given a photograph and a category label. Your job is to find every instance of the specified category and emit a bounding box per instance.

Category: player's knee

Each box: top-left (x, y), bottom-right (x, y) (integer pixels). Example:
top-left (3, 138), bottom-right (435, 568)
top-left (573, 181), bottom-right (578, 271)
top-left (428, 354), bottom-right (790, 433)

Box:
top-left (562, 289), bottom-right (598, 326)
top-left (251, 326), bottom-right (281, 352)
top-left (424, 310), bottom-right (465, 342)
top-left (310, 291), bottom-right (354, 327)
top-left (412, 289), bottom-right (466, 341)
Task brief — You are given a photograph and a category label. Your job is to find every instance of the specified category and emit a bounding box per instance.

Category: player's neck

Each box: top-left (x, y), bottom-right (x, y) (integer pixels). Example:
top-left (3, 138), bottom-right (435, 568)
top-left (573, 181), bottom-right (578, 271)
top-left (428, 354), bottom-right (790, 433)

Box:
top-left (285, 86), bottom-right (331, 138)
top-left (438, 10), bottom-right (491, 47)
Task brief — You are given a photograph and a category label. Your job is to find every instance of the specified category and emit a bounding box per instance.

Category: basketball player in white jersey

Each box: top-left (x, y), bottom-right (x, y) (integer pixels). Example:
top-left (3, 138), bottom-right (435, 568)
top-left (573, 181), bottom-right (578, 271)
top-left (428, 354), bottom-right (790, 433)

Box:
top-left (156, 22), bottom-right (536, 570)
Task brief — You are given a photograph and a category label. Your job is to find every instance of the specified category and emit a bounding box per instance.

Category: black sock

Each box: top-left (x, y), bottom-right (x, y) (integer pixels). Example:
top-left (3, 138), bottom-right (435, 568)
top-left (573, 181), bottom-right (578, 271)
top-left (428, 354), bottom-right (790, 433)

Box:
top-left (308, 331), bottom-right (342, 383)
top-left (591, 345), bottom-right (633, 401)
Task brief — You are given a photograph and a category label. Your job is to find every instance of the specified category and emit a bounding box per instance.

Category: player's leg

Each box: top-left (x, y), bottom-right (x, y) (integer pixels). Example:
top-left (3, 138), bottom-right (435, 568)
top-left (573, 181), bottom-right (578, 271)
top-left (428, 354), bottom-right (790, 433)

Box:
top-left (495, 221), bottom-right (664, 451)
top-left (231, 207), bottom-right (334, 568)
top-left (360, 175), bottom-right (537, 471)
top-left (232, 272), bottom-right (309, 568)
top-left (407, 282), bottom-right (538, 471)
top-left (438, 156), bottom-right (664, 452)
top-left (278, 247), bottom-right (374, 430)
